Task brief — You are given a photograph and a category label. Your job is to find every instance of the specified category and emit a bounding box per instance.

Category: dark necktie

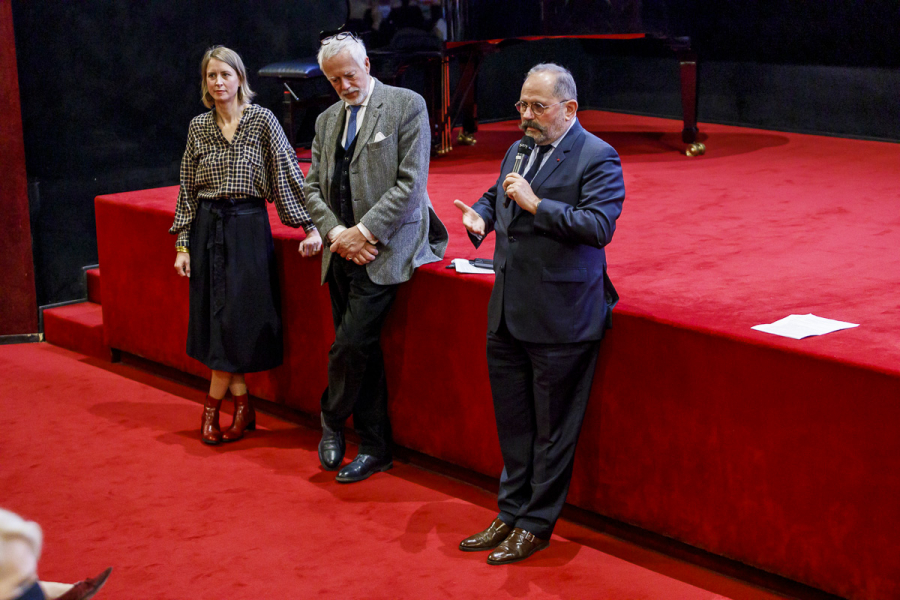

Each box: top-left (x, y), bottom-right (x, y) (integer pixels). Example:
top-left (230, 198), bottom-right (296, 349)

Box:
top-left (523, 144), bottom-right (552, 183)
top-left (344, 105), bottom-right (361, 150)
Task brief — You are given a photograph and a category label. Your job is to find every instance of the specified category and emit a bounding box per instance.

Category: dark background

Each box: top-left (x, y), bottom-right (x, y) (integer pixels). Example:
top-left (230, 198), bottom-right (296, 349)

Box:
top-left (11, 0), bottom-right (900, 306)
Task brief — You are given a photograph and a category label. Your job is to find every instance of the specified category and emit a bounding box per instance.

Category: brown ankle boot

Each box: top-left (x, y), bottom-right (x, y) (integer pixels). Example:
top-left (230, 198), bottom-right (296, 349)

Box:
top-left (223, 393), bottom-right (256, 442)
top-left (201, 395), bottom-right (223, 445)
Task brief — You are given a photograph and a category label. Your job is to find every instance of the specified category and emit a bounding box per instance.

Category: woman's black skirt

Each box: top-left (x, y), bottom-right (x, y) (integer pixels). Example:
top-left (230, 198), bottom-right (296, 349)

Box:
top-left (187, 197), bottom-right (283, 373)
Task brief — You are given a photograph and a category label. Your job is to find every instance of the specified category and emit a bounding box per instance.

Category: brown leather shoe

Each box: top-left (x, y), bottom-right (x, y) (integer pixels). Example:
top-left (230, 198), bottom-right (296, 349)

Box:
top-left (56, 567), bottom-right (112, 600)
top-left (458, 518), bottom-right (512, 552)
top-left (222, 393), bottom-right (255, 442)
top-left (201, 395), bottom-right (223, 445)
top-left (486, 528), bottom-right (549, 565)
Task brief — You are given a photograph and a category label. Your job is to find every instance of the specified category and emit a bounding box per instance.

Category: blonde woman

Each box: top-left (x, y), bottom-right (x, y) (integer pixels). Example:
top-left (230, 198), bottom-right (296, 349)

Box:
top-left (170, 46), bottom-right (322, 445)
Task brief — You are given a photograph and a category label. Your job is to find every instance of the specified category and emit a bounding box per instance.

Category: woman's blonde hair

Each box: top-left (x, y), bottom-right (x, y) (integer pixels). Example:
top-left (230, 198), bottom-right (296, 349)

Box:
top-left (200, 45), bottom-right (256, 109)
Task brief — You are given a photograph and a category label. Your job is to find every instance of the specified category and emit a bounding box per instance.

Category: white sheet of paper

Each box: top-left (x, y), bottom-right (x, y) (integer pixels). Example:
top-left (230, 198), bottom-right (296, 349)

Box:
top-left (751, 314), bottom-right (859, 340)
top-left (452, 258), bottom-right (495, 275)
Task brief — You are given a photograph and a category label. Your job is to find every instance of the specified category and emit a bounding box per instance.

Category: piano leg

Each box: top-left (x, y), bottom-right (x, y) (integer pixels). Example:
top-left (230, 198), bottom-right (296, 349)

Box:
top-left (438, 55), bottom-right (452, 154)
top-left (282, 83), bottom-right (297, 150)
top-left (677, 47), bottom-right (699, 146)
top-left (456, 51), bottom-right (480, 146)
top-left (431, 44), bottom-right (492, 156)
top-left (426, 55), bottom-right (453, 156)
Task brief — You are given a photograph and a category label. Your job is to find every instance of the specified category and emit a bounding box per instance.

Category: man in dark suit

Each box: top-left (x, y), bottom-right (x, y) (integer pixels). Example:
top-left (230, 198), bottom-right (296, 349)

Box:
top-left (454, 63), bottom-right (625, 564)
top-left (305, 32), bottom-right (448, 484)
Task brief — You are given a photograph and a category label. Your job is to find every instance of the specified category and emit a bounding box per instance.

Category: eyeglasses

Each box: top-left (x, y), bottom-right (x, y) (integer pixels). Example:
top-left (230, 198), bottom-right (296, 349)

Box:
top-left (321, 31), bottom-right (360, 45)
top-left (514, 100), bottom-right (568, 117)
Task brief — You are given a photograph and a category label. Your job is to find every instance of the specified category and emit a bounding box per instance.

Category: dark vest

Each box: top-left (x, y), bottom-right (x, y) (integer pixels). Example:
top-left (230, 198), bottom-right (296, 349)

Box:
top-left (330, 115), bottom-right (359, 228)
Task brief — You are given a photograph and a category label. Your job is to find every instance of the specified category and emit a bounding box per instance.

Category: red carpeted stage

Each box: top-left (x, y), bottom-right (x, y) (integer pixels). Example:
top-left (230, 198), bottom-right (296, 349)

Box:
top-left (65, 110), bottom-right (900, 599)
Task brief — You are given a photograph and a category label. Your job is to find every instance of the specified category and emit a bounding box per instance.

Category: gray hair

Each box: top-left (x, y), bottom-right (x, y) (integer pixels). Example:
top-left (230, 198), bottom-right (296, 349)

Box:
top-left (317, 34), bottom-right (368, 70)
top-left (526, 63), bottom-right (577, 102)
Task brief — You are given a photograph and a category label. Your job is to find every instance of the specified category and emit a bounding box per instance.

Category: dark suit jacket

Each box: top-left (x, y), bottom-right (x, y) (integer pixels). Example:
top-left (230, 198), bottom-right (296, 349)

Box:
top-left (469, 119), bottom-right (625, 344)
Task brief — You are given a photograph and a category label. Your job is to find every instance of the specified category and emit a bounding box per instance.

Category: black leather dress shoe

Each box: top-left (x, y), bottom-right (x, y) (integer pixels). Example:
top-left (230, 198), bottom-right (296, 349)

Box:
top-left (335, 453), bottom-right (392, 483)
top-left (487, 528), bottom-right (549, 565)
top-left (459, 518), bottom-right (512, 551)
top-left (318, 414), bottom-right (345, 471)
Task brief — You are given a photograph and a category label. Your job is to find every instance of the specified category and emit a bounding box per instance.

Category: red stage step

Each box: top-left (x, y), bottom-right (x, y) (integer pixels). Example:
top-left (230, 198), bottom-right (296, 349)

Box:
top-left (43, 301), bottom-right (112, 361)
top-left (86, 267), bottom-right (101, 303)
top-left (44, 268), bottom-right (112, 361)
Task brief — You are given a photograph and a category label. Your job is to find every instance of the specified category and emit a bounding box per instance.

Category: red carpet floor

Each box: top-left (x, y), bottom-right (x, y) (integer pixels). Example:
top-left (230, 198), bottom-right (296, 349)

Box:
top-left (1, 343), bottom-right (792, 600)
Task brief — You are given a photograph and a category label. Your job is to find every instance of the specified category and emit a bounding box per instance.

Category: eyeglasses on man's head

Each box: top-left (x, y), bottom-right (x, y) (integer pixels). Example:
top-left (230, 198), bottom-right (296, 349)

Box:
top-left (321, 31), bottom-right (361, 45)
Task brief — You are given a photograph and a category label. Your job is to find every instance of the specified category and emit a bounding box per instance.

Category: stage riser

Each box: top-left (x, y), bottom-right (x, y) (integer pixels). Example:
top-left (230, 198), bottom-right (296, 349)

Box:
top-left (573, 316), bottom-right (900, 600)
top-left (96, 189), bottom-right (900, 600)
top-left (43, 301), bottom-right (113, 362)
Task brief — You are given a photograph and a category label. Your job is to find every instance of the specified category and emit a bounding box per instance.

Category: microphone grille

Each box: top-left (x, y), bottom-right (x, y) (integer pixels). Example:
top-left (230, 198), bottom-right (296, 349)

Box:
top-left (518, 135), bottom-right (536, 154)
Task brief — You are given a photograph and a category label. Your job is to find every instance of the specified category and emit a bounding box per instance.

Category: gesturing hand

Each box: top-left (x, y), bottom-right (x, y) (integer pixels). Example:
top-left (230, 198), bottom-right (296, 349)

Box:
top-left (299, 229), bottom-right (323, 257)
top-left (453, 200), bottom-right (486, 236)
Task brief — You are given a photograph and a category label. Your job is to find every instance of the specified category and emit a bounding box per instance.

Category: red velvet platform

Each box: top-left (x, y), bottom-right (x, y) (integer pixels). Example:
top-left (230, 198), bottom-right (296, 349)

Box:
top-left (95, 111), bottom-right (900, 600)
top-left (86, 267), bottom-right (101, 303)
top-left (42, 301), bottom-right (111, 361)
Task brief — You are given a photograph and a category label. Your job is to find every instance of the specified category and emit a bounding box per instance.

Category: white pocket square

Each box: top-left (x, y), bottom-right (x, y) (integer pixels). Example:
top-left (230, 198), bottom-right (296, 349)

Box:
top-left (373, 132), bottom-right (387, 143)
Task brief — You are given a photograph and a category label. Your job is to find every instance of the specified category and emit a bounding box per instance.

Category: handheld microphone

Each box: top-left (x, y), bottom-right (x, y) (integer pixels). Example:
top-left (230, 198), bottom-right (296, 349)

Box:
top-left (505, 135), bottom-right (536, 207)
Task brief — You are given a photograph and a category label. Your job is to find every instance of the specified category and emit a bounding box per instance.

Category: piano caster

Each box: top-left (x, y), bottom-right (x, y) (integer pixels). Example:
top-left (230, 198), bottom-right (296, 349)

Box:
top-left (685, 142), bottom-right (706, 158)
top-left (456, 130), bottom-right (477, 146)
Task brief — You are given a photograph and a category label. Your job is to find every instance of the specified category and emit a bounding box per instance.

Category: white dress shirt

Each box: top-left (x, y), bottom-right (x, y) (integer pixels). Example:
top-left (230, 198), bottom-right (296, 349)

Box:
top-left (340, 76), bottom-right (376, 148)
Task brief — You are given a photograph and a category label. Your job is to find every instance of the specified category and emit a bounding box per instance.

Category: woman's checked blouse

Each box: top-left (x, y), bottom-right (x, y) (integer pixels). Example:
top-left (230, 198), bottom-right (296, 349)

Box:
top-left (170, 104), bottom-right (315, 248)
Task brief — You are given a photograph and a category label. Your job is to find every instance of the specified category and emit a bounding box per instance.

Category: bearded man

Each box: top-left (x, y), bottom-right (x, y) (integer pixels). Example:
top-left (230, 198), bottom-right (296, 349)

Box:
top-left (454, 63), bottom-right (625, 564)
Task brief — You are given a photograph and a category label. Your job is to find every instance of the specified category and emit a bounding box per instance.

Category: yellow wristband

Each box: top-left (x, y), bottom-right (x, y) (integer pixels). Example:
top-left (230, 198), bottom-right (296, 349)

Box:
top-left (176, 246), bottom-right (190, 254)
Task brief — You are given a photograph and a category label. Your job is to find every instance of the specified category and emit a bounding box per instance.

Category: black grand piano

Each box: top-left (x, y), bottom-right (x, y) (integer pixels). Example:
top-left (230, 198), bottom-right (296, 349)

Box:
top-left (433, 0), bottom-right (701, 155)
top-left (260, 0), bottom-right (702, 156)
